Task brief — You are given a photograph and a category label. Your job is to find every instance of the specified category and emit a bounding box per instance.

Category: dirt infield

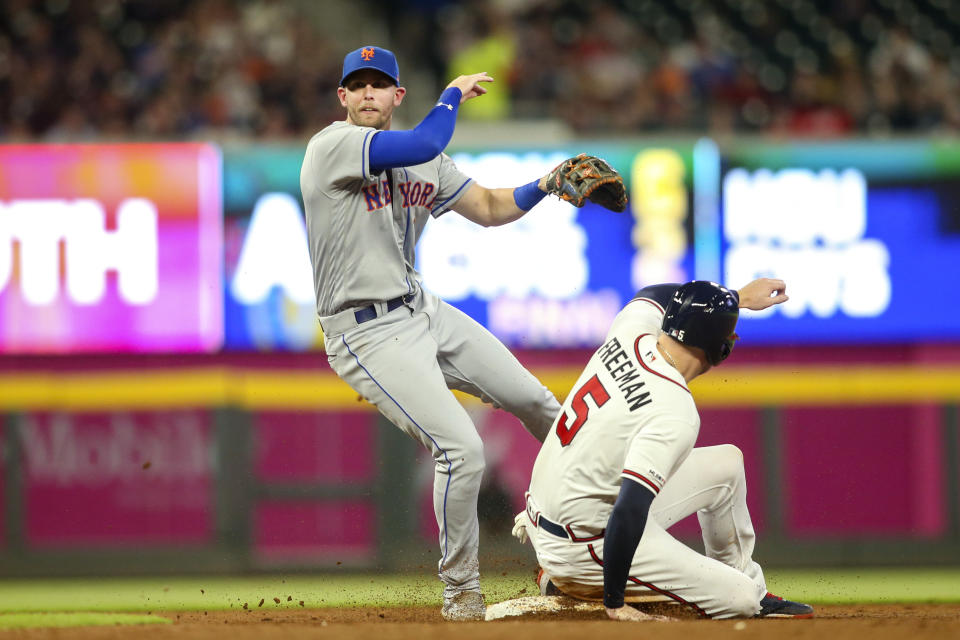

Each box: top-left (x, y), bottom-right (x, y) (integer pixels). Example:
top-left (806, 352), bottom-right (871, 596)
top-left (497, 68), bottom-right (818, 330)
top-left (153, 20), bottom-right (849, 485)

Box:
top-left (5, 604), bottom-right (959, 640)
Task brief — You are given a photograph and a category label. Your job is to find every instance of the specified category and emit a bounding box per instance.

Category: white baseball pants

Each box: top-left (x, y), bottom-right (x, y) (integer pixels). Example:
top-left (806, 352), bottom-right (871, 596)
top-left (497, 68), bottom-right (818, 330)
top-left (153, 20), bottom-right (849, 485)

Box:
top-left (529, 445), bottom-right (767, 618)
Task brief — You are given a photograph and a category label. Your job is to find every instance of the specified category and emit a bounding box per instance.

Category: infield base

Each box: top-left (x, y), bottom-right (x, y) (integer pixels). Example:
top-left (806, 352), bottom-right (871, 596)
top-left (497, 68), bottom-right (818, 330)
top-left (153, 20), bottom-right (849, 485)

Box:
top-left (485, 596), bottom-right (605, 621)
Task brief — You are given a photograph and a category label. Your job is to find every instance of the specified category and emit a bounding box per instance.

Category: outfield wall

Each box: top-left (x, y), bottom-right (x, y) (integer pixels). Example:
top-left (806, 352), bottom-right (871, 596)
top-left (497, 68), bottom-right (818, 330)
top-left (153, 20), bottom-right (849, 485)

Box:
top-left (0, 137), bottom-right (958, 575)
top-left (1, 344), bottom-right (958, 576)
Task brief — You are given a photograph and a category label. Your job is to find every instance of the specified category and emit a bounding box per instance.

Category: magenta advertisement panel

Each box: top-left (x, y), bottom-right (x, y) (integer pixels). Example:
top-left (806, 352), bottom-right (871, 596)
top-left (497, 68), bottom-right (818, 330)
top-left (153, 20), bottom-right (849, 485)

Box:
top-left (0, 144), bottom-right (223, 353)
top-left (253, 411), bottom-right (375, 483)
top-left (782, 405), bottom-right (945, 538)
top-left (22, 411), bottom-right (215, 547)
top-left (0, 427), bottom-right (4, 548)
top-left (254, 500), bottom-right (376, 563)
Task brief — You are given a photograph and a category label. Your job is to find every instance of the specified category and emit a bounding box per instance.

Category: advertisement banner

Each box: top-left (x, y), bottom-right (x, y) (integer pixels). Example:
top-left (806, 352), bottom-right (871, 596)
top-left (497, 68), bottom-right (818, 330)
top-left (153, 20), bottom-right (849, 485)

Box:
top-left (716, 141), bottom-right (960, 344)
top-left (2, 141), bottom-right (959, 353)
top-left (252, 411), bottom-right (375, 483)
top-left (0, 144), bottom-right (223, 353)
top-left (21, 410), bottom-right (215, 547)
top-left (781, 404), bottom-right (945, 537)
top-left (221, 143), bottom-right (702, 350)
top-left (223, 147), bottom-right (321, 350)
top-left (253, 500), bottom-right (376, 564)
top-left (0, 427), bottom-right (4, 548)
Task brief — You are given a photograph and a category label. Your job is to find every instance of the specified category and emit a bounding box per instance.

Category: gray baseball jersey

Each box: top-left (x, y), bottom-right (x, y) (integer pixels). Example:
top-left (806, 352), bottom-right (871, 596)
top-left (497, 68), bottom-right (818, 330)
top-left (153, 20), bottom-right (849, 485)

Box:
top-left (301, 120), bottom-right (473, 316)
top-left (300, 120), bottom-right (561, 600)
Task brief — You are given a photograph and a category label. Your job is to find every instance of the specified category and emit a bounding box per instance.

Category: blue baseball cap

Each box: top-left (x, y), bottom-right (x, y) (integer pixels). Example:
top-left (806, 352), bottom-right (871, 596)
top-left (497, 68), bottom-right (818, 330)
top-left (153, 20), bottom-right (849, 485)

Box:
top-left (340, 46), bottom-right (400, 86)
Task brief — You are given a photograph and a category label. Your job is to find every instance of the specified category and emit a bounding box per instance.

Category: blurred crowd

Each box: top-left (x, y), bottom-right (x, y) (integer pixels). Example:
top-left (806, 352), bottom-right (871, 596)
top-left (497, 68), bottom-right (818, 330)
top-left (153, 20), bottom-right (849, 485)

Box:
top-left (429, 0), bottom-right (960, 136)
top-left (1, 0), bottom-right (959, 141)
top-left (0, 0), bottom-right (344, 141)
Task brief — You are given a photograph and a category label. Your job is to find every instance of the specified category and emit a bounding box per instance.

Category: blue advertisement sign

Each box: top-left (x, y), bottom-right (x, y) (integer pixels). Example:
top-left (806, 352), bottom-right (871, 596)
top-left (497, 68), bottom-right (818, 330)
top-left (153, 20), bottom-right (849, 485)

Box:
top-left (220, 143), bottom-right (701, 350)
top-left (219, 140), bottom-right (960, 351)
top-left (715, 142), bottom-right (960, 344)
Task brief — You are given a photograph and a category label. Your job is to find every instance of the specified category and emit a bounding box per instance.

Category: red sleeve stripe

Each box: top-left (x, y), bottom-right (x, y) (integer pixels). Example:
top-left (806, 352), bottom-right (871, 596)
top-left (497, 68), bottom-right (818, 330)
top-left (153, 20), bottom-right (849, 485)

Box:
top-left (635, 297), bottom-right (665, 313)
top-left (634, 335), bottom-right (691, 394)
top-left (622, 469), bottom-right (660, 494)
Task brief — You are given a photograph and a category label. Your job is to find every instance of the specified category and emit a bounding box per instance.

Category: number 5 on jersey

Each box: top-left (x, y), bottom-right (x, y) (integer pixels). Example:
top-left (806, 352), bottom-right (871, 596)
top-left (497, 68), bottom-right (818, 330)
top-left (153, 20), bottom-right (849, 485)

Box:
top-left (556, 374), bottom-right (611, 446)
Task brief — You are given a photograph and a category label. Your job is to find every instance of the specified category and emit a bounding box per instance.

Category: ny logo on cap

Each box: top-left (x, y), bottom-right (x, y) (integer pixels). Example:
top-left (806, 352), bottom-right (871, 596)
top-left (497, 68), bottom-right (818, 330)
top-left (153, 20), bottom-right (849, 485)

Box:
top-left (361, 47), bottom-right (375, 60)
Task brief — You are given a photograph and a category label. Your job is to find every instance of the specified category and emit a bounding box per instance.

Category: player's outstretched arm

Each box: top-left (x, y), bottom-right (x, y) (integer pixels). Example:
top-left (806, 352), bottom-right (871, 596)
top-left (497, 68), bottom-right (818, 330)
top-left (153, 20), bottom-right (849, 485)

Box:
top-left (452, 152), bottom-right (629, 226)
top-left (452, 182), bottom-right (543, 227)
top-left (368, 73), bottom-right (492, 172)
top-left (368, 86), bottom-right (463, 172)
top-left (736, 278), bottom-right (788, 311)
top-left (368, 72), bottom-right (489, 173)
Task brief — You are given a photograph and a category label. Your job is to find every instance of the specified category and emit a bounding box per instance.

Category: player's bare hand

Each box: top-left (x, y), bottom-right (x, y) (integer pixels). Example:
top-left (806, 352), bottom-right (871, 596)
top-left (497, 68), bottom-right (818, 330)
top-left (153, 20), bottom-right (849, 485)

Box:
top-left (737, 278), bottom-right (788, 311)
top-left (605, 605), bottom-right (671, 622)
top-left (446, 72), bottom-right (493, 103)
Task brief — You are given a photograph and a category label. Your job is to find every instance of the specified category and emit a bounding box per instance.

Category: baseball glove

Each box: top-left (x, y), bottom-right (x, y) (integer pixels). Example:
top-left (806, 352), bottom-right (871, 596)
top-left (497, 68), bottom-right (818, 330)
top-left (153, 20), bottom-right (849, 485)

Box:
top-left (544, 153), bottom-right (627, 212)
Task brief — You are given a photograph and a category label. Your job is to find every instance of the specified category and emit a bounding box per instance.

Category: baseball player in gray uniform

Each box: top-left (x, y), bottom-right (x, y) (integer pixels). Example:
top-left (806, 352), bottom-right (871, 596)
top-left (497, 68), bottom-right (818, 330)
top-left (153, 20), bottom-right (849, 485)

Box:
top-left (299, 45), bottom-right (600, 620)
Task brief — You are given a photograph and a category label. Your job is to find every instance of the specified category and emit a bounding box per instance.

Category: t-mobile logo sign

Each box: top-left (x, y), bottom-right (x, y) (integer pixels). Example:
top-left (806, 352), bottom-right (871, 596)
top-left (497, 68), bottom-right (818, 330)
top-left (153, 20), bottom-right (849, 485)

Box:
top-left (0, 198), bottom-right (158, 305)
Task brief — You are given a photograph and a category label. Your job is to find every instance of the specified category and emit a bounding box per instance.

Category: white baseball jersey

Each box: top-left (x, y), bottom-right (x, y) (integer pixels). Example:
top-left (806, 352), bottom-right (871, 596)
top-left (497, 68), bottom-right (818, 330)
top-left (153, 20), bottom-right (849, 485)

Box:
top-left (522, 294), bottom-right (767, 618)
top-left (528, 295), bottom-right (700, 533)
top-left (300, 120), bottom-right (473, 316)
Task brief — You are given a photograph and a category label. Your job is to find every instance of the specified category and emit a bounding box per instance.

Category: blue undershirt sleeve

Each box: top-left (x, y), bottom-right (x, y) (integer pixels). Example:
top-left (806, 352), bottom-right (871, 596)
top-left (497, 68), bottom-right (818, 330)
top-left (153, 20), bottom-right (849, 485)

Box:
top-left (369, 87), bottom-right (462, 173)
top-left (602, 478), bottom-right (656, 609)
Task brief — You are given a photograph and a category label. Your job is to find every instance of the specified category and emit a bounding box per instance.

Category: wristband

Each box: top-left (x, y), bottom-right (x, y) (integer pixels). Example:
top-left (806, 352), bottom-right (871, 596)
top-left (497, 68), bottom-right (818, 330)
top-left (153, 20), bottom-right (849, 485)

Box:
top-left (513, 178), bottom-right (547, 211)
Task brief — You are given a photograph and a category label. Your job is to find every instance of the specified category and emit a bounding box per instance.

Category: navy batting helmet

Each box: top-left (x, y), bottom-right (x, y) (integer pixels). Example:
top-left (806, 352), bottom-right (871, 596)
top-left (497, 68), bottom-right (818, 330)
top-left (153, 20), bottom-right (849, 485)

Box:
top-left (661, 281), bottom-right (740, 366)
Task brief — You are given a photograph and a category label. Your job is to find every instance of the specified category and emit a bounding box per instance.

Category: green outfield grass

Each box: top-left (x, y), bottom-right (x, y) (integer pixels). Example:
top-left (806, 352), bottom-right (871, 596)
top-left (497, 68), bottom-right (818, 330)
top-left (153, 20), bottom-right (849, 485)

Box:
top-left (0, 568), bottom-right (958, 629)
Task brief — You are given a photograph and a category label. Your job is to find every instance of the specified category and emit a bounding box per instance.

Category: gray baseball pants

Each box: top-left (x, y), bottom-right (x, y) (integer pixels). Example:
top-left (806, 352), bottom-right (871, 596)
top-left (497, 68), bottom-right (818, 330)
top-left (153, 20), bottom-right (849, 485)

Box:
top-left (323, 287), bottom-right (560, 597)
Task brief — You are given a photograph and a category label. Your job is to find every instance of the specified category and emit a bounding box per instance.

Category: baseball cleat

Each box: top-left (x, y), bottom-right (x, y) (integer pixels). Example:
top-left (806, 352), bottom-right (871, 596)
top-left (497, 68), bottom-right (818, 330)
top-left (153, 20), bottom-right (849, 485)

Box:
top-left (757, 592), bottom-right (814, 618)
top-left (441, 590), bottom-right (486, 621)
top-left (536, 568), bottom-right (562, 596)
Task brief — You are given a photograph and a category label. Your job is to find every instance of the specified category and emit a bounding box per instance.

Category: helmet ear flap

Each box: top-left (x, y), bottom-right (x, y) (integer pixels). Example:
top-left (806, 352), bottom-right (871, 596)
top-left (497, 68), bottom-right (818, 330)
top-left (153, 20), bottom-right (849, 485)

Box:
top-left (717, 332), bottom-right (740, 363)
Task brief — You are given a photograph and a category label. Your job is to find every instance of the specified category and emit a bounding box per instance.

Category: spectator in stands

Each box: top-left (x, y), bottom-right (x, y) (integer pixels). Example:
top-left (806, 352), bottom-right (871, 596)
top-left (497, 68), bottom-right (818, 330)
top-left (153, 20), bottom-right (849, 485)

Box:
top-left (775, 72), bottom-right (853, 137)
top-left (1, 0), bottom-right (957, 140)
